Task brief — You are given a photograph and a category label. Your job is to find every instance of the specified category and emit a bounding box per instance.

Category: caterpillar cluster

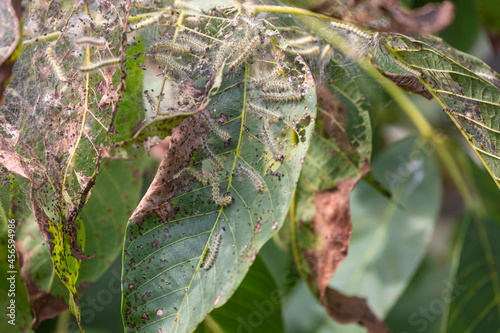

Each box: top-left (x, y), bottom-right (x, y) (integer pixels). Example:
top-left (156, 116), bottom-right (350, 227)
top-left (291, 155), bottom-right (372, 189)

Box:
top-left (79, 57), bottom-right (121, 72)
top-left (210, 172), bottom-right (232, 206)
top-left (46, 47), bottom-right (68, 82)
top-left (202, 138), bottom-right (224, 171)
top-left (178, 34), bottom-right (210, 52)
top-left (202, 233), bottom-right (221, 270)
top-left (235, 166), bottom-right (265, 192)
top-left (228, 35), bottom-right (260, 72)
top-left (173, 167), bottom-right (208, 185)
top-left (150, 41), bottom-right (191, 54)
top-left (213, 41), bottom-right (233, 74)
top-left (261, 125), bottom-right (283, 161)
top-left (200, 111), bottom-right (231, 142)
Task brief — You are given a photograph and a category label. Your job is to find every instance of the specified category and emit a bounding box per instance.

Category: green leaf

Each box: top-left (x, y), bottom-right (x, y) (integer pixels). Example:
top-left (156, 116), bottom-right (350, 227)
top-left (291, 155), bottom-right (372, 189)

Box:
top-left (197, 256), bottom-right (283, 333)
top-left (329, 136), bottom-right (442, 318)
top-left (380, 34), bottom-right (500, 188)
top-left (121, 12), bottom-right (316, 333)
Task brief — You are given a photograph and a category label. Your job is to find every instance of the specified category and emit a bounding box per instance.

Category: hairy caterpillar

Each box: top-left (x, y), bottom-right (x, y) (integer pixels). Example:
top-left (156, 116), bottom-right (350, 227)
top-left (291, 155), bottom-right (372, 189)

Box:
top-left (46, 47), bottom-right (68, 82)
top-left (247, 103), bottom-right (282, 122)
top-left (173, 167), bottom-right (208, 185)
top-left (262, 80), bottom-right (292, 92)
top-left (235, 166), bottom-right (265, 192)
top-left (177, 34), bottom-right (209, 52)
top-left (285, 45), bottom-right (320, 56)
top-left (261, 125), bottom-right (283, 161)
top-left (392, 56), bottom-right (422, 77)
top-left (210, 172), bottom-right (232, 206)
top-left (252, 65), bottom-right (283, 86)
top-left (174, 0), bottom-right (203, 13)
top-left (76, 37), bottom-right (107, 47)
top-left (200, 111), bottom-right (231, 142)
top-left (152, 54), bottom-right (191, 73)
top-left (228, 36), bottom-right (260, 72)
top-left (203, 233), bottom-right (221, 270)
top-left (150, 41), bottom-right (191, 54)
top-left (79, 57), bottom-right (121, 72)
top-left (286, 35), bottom-right (318, 47)
top-left (213, 42), bottom-right (233, 73)
top-left (129, 12), bottom-right (167, 31)
top-left (330, 21), bottom-right (373, 40)
top-left (202, 139), bottom-right (224, 171)
top-left (260, 90), bottom-right (304, 103)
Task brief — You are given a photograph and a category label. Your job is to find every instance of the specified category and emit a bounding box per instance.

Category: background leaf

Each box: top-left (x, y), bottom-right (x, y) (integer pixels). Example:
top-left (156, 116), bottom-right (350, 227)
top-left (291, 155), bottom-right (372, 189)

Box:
top-left (329, 136), bottom-right (442, 318)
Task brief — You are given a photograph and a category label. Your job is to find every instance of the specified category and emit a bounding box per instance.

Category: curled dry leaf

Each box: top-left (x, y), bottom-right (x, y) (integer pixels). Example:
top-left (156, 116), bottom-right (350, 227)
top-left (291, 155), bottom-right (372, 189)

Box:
top-left (322, 287), bottom-right (390, 333)
top-left (309, 0), bottom-right (455, 35)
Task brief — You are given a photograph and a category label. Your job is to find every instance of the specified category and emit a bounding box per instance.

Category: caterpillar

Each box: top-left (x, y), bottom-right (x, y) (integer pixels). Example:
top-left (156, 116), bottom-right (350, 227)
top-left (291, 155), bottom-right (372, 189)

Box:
top-left (213, 42), bottom-right (233, 73)
top-left (260, 90), bottom-right (304, 103)
top-left (149, 41), bottom-right (191, 54)
top-left (202, 138), bottom-right (224, 171)
top-left (285, 45), bottom-right (320, 56)
top-left (320, 44), bottom-right (333, 62)
top-left (79, 57), bottom-right (121, 72)
top-left (392, 56), bottom-right (422, 77)
top-left (200, 111), bottom-right (231, 142)
top-left (203, 233), bottom-right (221, 270)
top-left (144, 90), bottom-right (156, 110)
top-left (177, 34), bottom-right (209, 52)
top-left (330, 21), bottom-right (373, 41)
top-left (174, 0), bottom-right (203, 13)
top-left (173, 167), bottom-right (208, 185)
top-left (261, 125), bottom-right (283, 161)
top-left (252, 65), bottom-right (283, 86)
top-left (286, 35), bottom-right (318, 47)
top-left (152, 54), bottom-right (191, 73)
top-left (262, 80), bottom-right (292, 92)
top-left (247, 103), bottom-right (282, 122)
top-left (210, 172), bottom-right (232, 206)
top-left (228, 36), bottom-right (260, 72)
top-left (129, 12), bottom-right (167, 31)
top-left (75, 37), bottom-right (107, 47)
top-left (235, 166), bottom-right (265, 192)
top-left (46, 47), bottom-right (68, 82)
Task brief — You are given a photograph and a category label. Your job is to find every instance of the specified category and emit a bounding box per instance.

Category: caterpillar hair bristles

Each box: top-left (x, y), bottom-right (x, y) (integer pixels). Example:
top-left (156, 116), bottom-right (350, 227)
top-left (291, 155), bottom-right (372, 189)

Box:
top-left (228, 36), bottom-right (259, 72)
top-left (247, 102), bottom-right (282, 122)
top-left (235, 166), bottom-right (265, 192)
top-left (200, 111), bottom-right (231, 142)
top-left (210, 172), bottom-right (232, 206)
top-left (79, 57), bottom-right (121, 72)
top-left (178, 34), bottom-right (209, 52)
top-left (149, 41), bottom-right (191, 54)
top-left (261, 125), bottom-right (283, 161)
top-left (76, 37), bottom-right (107, 47)
top-left (151, 53), bottom-right (191, 73)
top-left (202, 138), bottom-right (224, 171)
top-left (260, 90), bottom-right (304, 103)
top-left (252, 65), bottom-right (283, 86)
top-left (330, 21), bottom-right (373, 41)
top-left (173, 167), bottom-right (208, 185)
top-left (46, 47), bottom-right (68, 82)
top-left (202, 233), bottom-right (221, 270)
top-left (392, 56), bottom-right (422, 77)
top-left (262, 80), bottom-right (292, 92)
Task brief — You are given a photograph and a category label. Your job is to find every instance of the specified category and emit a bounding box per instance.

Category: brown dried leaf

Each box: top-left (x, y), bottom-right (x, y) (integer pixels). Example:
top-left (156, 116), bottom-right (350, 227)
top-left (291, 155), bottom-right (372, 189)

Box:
top-left (0, 136), bottom-right (31, 179)
top-left (310, 0), bottom-right (455, 35)
top-left (322, 287), bottom-right (390, 333)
